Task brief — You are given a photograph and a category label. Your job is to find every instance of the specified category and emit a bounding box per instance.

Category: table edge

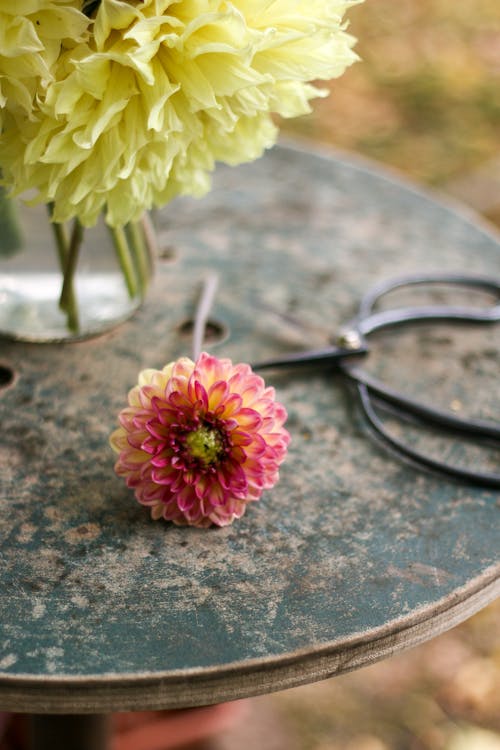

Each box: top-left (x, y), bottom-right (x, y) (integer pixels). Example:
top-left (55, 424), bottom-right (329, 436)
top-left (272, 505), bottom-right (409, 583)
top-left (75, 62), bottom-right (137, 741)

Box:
top-left (1, 566), bottom-right (498, 713)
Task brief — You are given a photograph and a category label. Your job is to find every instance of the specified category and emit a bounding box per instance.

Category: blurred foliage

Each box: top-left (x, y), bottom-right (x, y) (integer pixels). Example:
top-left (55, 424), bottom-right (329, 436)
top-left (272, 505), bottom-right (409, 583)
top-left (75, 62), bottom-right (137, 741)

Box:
top-left (281, 0), bottom-right (500, 188)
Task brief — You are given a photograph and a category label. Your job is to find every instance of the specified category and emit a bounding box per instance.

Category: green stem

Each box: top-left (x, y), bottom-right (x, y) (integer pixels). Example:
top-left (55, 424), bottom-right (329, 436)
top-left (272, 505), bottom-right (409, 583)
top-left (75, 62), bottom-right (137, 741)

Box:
top-left (47, 204), bottom-right (80, 334)
top-left (59, 219), bottom-right (84, 333)
top-left (47, 204), bottom-right (69, 268)
top-left (125, 220), bottom-right (149, 296)
top-left (0, 186), bottom-right (23, 257)
top-left (141, 212), bottom-right (158, 270)
top-left (109, 224), bottom-right (138, 299)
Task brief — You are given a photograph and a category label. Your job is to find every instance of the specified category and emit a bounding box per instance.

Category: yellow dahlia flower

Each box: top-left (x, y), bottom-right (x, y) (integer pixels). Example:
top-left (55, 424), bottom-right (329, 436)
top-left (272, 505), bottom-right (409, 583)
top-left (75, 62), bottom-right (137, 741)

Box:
top-left (1, 0), bottom-right (360, 227)
top-left (0, 0), bottom-right (88, 129)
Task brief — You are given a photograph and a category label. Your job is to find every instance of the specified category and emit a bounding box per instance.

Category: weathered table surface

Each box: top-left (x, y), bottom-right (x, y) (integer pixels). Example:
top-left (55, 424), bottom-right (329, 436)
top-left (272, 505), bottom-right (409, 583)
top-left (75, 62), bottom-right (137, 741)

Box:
top-left (0, 143), bottom-right (499, 714)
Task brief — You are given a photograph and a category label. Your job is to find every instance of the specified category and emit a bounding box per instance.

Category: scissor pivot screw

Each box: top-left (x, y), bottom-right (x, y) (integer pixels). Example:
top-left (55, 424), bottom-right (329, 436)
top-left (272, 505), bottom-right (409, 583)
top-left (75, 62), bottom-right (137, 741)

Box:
top-left (337, 330), bottom-right (362, 350)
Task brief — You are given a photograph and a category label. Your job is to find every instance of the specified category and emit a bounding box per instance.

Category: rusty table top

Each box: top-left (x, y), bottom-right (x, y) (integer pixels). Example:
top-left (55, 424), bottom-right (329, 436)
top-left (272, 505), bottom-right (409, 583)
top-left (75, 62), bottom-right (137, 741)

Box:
top-left (0, 143), bottom-right (499, 714)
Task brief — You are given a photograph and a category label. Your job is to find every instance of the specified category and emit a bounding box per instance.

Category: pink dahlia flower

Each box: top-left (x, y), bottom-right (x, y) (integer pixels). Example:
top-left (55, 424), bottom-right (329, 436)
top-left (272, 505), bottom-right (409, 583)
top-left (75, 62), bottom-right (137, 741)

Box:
top-left (110, 353), bottom-right (290, 527)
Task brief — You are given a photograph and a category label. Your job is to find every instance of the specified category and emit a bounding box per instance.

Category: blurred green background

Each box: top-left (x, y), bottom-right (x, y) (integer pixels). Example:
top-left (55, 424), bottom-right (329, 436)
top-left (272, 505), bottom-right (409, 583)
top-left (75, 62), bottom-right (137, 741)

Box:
top-left (273, 2), bottom-right (500, 749)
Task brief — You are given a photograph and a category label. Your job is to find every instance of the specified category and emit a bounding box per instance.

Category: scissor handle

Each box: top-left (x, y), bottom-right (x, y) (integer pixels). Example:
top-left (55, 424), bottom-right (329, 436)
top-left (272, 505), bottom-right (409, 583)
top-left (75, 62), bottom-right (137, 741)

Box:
top-left (253, 271), bottom-right (500, 488)
top-left (343, 365), bottom-right (500, 441)
top-left (357, 273), bottom-right (500, 336)
top-left (356, 381), bottom-right (500, 489)
top-left (252, 344), bottom-right (368, 372)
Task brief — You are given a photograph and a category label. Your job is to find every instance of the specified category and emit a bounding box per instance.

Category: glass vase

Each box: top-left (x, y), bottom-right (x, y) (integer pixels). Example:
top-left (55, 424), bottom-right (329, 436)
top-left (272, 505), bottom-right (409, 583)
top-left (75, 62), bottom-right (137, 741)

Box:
top-left (0, 190), bottom-right (155, 342)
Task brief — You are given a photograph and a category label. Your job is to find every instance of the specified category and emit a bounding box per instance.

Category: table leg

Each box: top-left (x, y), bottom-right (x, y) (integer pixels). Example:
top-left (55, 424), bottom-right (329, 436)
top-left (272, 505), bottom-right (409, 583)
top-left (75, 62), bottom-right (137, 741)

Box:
top-left (29, 714), bottom-right (111, 750)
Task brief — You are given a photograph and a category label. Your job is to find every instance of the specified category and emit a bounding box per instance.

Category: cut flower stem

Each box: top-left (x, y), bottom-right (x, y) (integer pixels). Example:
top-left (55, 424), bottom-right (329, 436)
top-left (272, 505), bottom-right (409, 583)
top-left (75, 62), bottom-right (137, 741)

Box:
top-left (193, 272), bottom-right (219, 360)
top-left (59, 218), bottom-right (83, 333)
top-left (46, 206), bottom-right (152, 335)
top-left (109, 223), bottom-right (139, 299)
top-left (125, 221), bottom-right (149, 296)
top-left (0, 185), bottom-right (23, 257)
top-left (48, 203), bottom-right (80, 333)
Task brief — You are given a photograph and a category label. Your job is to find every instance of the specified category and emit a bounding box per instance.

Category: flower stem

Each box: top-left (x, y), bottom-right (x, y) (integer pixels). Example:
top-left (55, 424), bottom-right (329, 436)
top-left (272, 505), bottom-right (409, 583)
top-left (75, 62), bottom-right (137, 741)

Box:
top-left (47, 204), bottom-right (80, 333)
top-left (192, 272), bottom-right (219, 360)
top-left (0, 186), bottom-right (23, 257)
top-left (59, 219), bottom-right (84, 333)
top-left (108, 224), bottom-right (138, 299)
top-left (125, 221), bottom-right (149, 296)
top-left (48, 205), bottom-right (69, 268)
top-left (141, 213), bottom-right (157, 272)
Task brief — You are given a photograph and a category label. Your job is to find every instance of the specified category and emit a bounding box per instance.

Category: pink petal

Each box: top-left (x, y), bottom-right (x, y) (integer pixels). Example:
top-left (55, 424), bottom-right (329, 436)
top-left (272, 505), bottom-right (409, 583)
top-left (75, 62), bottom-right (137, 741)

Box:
top-left (145, 420), bottom-right (170, 441)
top-left (151, 465), bottom-right (178, 485)
top-left (236, 408), bottom-right (263, 430)
top-left (192, 476), bottom-right (206, 500)
top-left (217, 461), bottom-right (248, 497)
top-left (244, 433), bottom-right (267, 458)
top-left (230, 430), bottom-right (253, 447)
top-left (206, 481), bottom-right (227, 507)
top-left (192, 378), bottom-right (208, 411)
top-left (168, 389), bottom-right (193, 411)
top-left (217, 392), bottom-right (242, 418)
top-left (171, 358), bottom-right (195, 380)
top-left (208, 380), bottom-right (229, 411)
top-left (194, 353), bottom-right (222, 388)
top-left (110, 429), bottom-right (129, 452)
top-left (150, 449), bottom-right (176, 468)
top-left (177, 485), bottom-right (196, 512)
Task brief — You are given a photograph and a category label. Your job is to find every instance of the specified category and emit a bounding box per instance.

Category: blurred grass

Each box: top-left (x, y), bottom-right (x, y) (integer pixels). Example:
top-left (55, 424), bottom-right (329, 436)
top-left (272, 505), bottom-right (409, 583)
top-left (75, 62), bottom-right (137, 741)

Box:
top-left (281, 0), bottom-right (500, 190)
top-left (274, 2), bottom-right (500, 748)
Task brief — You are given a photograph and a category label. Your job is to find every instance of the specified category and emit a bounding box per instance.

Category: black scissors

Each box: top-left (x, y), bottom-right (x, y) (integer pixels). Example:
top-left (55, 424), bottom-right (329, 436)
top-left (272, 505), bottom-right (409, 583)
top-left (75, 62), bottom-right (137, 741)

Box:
top-left (253, 273), bottom-right (500, 489)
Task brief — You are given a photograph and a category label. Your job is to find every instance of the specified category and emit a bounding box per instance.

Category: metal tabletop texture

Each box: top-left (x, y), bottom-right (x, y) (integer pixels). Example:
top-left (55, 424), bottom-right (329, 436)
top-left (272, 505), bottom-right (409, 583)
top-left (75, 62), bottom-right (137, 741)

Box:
top-left (0, 143), bottom-right (498, 713)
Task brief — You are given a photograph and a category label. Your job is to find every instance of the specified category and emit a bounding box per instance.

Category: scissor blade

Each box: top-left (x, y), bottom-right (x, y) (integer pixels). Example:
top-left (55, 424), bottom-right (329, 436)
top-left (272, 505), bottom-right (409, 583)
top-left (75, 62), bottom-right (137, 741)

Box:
top-left (358, 304), bottom-right (500, 337)
top-left (252, 344), bottom-right (368, 372)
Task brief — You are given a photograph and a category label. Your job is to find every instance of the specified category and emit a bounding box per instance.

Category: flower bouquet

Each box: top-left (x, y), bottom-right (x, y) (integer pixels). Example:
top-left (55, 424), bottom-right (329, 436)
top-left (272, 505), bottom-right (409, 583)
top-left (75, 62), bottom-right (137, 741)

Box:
top-left (0, 0), bottom-right (360, 340)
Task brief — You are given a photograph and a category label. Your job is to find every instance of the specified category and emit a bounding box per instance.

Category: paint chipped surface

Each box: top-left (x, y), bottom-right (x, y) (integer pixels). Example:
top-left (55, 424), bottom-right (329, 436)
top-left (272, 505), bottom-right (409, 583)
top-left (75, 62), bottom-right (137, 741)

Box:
top-left (0, 145), bottom-right (498, 696)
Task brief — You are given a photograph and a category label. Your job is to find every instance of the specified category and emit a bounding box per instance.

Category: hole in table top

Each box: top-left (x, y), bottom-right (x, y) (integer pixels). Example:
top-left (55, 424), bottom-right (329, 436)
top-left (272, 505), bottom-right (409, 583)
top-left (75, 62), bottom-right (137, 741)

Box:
top-left (0, 364), bottom-right (15, 391)
top-left (177, 318), bottom-right (229, 347)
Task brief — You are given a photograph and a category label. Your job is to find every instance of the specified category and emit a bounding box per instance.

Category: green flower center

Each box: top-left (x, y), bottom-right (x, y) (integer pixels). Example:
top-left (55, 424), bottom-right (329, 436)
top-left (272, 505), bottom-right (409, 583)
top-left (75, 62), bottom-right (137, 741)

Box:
top-left (186, 426), bottom-right (225, 467)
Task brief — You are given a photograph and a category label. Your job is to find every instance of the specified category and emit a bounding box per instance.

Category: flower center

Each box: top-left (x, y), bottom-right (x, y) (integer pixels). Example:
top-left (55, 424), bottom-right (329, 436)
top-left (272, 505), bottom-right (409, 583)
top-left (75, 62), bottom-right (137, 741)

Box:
top-left (185, 425), bottom-right (225, 467)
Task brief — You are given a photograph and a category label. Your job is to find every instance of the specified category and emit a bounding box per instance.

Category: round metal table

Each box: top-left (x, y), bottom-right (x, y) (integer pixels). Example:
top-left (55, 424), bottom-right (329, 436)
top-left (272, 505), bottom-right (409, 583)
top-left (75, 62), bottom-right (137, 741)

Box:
top-left (0, 143), bottom-right (498, 747)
